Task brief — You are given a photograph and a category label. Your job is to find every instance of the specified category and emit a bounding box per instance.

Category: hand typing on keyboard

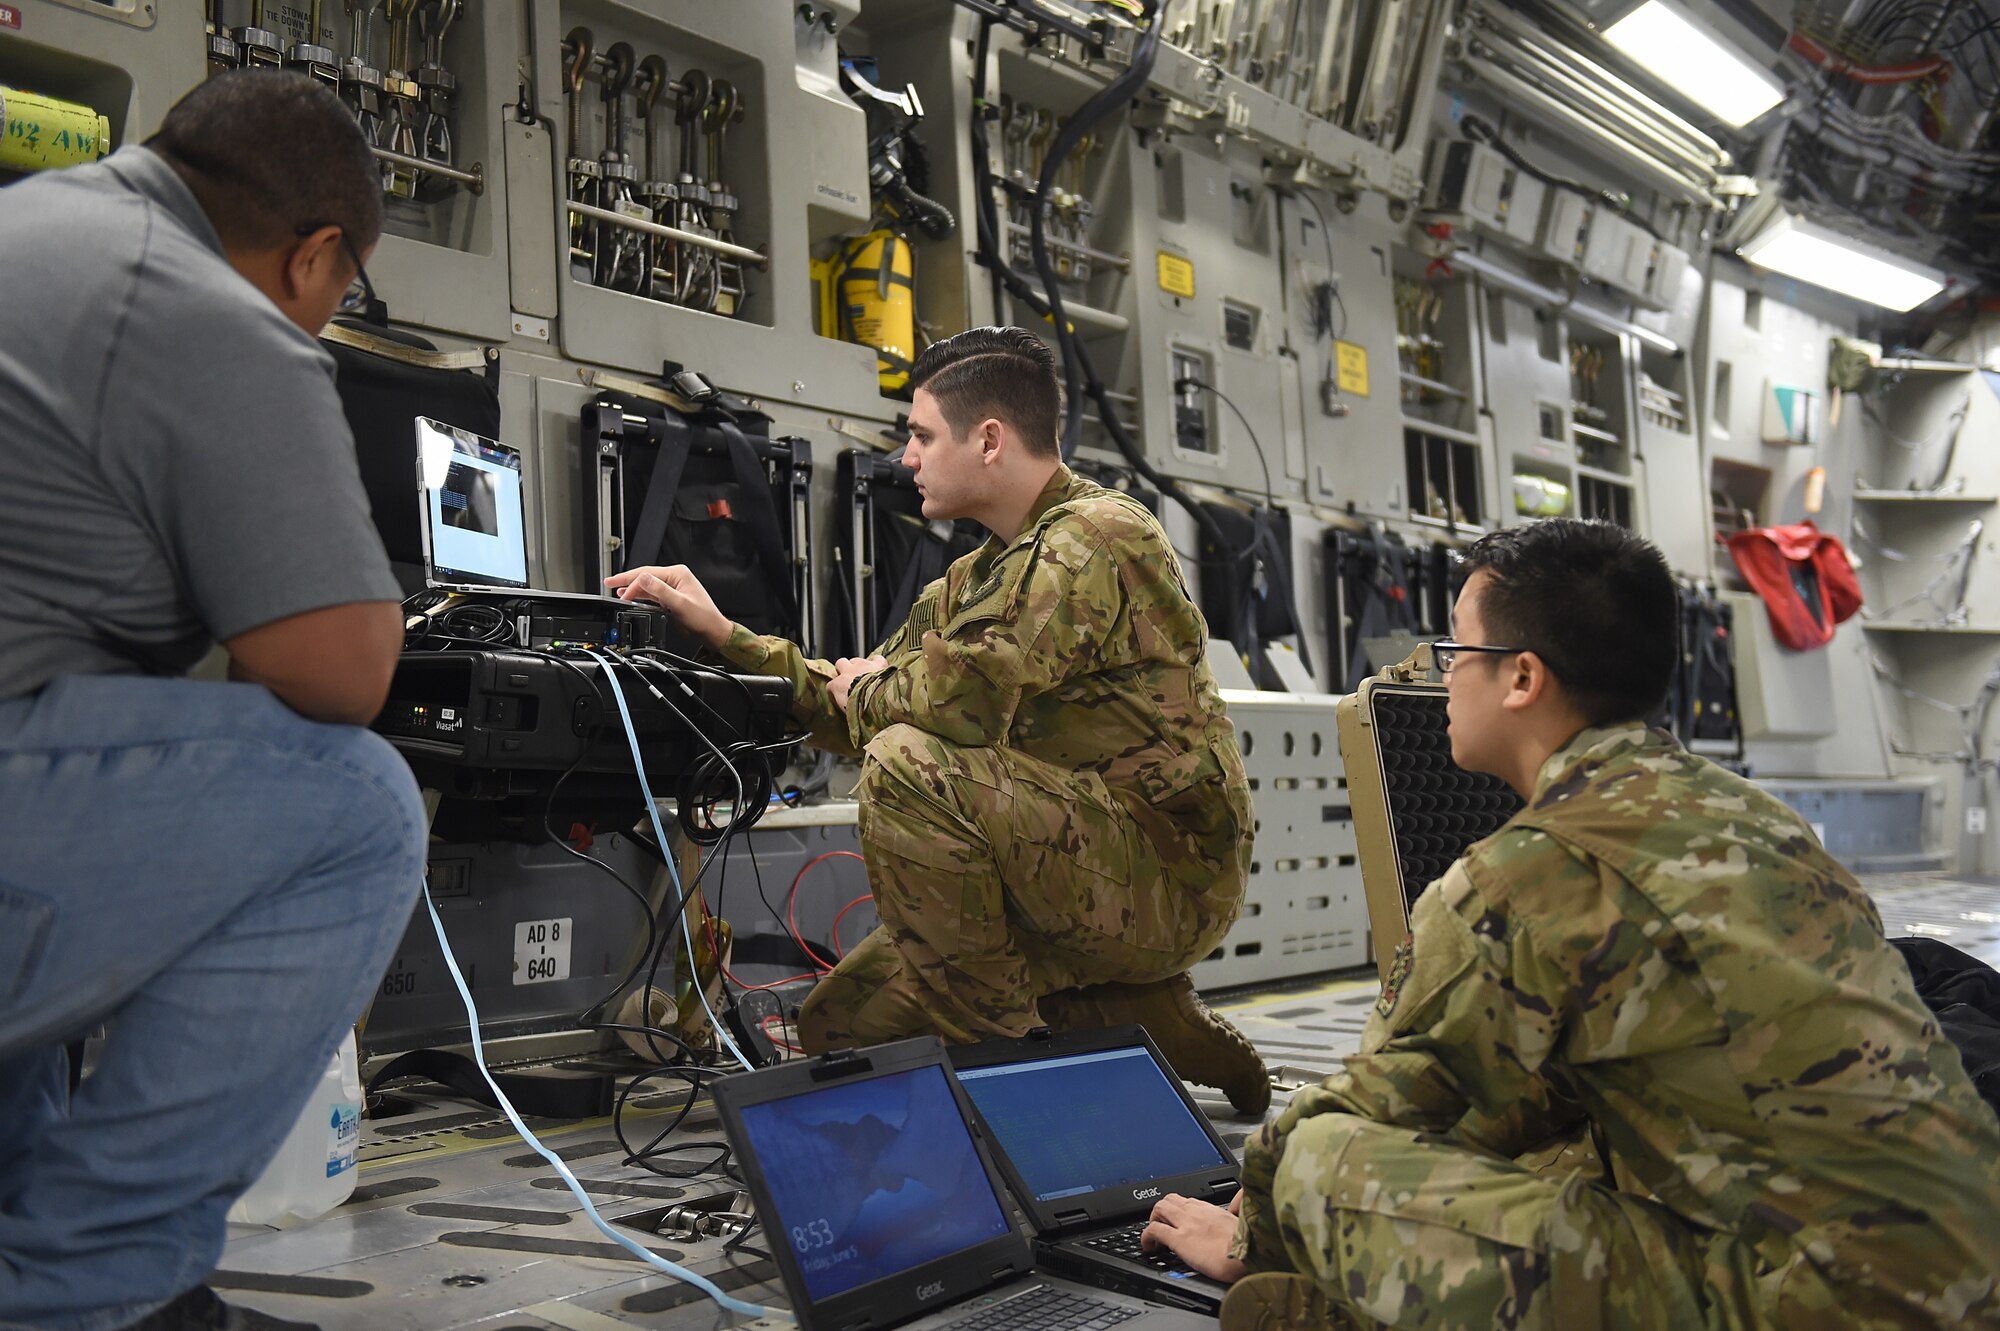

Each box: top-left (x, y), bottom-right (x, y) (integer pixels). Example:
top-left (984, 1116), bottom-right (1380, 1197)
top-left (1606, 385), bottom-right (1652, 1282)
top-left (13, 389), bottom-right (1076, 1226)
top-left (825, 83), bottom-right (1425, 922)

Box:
top-left (1139, 1190), bottom-right (1250, 1284)
top-left (1082, 1222), bottom-right (1194, 1275)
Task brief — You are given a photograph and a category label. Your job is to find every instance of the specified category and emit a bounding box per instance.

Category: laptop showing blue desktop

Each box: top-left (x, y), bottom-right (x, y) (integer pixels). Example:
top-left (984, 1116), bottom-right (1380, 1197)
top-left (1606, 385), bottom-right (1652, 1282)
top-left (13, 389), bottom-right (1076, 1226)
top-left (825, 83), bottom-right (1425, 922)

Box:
top-left (948, 1027), bottom-right (1240, 1315)
top-left (713, 1038), bottom-right (1213, 1331)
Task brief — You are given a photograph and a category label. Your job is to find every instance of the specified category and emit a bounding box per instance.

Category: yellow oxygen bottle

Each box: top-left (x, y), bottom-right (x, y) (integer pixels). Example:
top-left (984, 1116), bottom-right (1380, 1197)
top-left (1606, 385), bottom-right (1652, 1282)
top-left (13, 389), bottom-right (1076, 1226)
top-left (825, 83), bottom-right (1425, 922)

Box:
top-left (0, 87), bottom-right (111, 173)
top-left (837, 228), bottom-right (918, 394)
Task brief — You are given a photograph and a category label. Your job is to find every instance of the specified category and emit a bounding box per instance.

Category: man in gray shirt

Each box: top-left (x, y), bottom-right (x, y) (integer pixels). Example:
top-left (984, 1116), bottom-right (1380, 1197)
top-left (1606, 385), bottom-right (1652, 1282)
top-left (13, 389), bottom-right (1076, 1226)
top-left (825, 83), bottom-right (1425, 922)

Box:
top-left (0, 73), bottom-right (424, 1331)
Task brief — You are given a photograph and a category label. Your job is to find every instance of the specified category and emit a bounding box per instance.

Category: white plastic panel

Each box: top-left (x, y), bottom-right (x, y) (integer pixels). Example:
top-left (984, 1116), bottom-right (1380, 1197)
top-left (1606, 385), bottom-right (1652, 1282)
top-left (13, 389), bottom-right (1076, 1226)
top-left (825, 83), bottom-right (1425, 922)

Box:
top-left (1195, 690), bottom-right (1370, 991)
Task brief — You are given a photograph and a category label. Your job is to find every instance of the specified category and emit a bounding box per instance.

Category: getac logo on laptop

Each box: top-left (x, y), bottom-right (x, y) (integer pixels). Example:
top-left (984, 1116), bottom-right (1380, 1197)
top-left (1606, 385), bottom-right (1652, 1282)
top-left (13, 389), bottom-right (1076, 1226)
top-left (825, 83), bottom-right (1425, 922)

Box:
top-left (916, 1281), bottom-right (946, 1301)
top-left (950, 1029), bottom-right (1243, 1316)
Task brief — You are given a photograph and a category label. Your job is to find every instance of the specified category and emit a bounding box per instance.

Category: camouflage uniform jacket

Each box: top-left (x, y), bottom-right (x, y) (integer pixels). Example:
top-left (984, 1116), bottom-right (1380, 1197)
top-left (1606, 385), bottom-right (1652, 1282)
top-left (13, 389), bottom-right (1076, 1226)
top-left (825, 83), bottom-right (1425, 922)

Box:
top-left (1234, 722), bottom-right (2000, 1324)
top-left (719, 466), bottom-right (1251, 898)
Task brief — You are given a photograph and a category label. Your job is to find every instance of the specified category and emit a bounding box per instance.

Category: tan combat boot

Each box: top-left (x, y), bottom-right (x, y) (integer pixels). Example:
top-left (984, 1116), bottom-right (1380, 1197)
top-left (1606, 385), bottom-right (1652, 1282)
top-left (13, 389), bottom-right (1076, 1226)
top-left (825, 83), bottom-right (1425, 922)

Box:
top-left (1038, 972), bottom-right (1272, 1117)
top-left (1218, 1272), bottom-right (1346, 1330)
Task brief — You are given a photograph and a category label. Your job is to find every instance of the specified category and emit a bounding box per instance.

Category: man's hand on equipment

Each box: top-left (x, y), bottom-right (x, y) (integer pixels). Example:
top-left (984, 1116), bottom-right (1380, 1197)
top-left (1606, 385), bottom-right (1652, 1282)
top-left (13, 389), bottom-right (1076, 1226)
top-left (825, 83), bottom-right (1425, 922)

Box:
top-left (828, 656), bottom-right (889, 712)
top-left (1141, 1192), bottom-right (1250, 1284)
top-left (605, 564), bottom-right (730, 650)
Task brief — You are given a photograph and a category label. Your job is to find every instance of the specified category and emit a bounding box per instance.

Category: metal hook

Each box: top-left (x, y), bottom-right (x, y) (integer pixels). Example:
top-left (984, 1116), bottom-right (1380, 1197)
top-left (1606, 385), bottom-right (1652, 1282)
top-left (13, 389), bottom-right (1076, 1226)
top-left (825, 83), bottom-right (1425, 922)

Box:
top-left (635, 55), bottom-right (670, 182)
top-left (636, 54), bottom-right (670, 119)
top-left (675, 69), bottom-right (711, 124)
top-left (704, 78), bottom-right (740, 129)
top-left (600, 41), bottom-right (635, 100)
top-left (344, 0), bottom-right (381, 61)
top-left (417, 0), bottom-right (458, 62)
top-left (381, 0), bottom-right (418, 72)
top-left (563, 27), bottom-right (594, 95)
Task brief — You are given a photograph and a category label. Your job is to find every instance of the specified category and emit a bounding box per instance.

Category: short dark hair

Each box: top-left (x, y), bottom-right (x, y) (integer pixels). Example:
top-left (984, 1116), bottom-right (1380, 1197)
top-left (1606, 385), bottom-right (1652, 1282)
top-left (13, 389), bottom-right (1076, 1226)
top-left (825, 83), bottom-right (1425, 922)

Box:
top-left (908, 327), bottom-right (1063, 459)
top-left (1461, 519), bottom-right (1677, 725)
top-left (146, 71), bottom-right (384, 254)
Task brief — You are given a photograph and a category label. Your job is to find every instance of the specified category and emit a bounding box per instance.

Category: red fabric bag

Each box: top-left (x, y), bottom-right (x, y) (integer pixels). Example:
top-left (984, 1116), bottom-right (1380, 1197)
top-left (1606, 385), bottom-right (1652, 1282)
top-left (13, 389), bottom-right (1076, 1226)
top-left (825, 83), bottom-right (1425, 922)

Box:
top-left (1725, 522), bottom-right (1862, 651)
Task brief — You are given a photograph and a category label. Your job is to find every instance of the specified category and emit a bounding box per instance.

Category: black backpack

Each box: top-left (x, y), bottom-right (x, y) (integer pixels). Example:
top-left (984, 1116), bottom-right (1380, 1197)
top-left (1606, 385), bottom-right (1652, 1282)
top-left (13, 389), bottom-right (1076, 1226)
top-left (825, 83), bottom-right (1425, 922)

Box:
top-left (582, 394), bottom-right (810, 646)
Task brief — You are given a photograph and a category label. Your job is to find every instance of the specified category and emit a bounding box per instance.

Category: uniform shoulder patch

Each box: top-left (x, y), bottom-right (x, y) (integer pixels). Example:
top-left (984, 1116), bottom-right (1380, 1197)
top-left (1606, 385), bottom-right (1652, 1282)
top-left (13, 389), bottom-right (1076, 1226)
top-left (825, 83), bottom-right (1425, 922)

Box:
top-left (946, 548), bottom-right (1036, 630)
top-left (907, 600), bottom-right (936, 637)
top-left (1377, 933), bottom-right (1415, 1018)
top-left (960, 566), bottom-right (1007, 610)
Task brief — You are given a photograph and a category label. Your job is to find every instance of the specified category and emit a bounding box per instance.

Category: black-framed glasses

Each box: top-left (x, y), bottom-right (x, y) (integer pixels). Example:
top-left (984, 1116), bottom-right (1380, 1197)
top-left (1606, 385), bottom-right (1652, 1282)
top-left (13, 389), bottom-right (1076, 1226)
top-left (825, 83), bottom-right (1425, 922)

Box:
top-left (1431, 640), bottom-right (1526, 674)
top-left (297, 222), bottom-right (375, 313)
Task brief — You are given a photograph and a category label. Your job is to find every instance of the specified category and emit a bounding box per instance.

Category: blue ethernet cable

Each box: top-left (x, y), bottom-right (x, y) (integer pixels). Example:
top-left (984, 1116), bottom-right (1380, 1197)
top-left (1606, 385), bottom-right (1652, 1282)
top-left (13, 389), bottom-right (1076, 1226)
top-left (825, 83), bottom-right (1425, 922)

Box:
top-left (420, 880), bottom-right (765, 1318)
top-left (578, 647), bottom-right (757, 1073)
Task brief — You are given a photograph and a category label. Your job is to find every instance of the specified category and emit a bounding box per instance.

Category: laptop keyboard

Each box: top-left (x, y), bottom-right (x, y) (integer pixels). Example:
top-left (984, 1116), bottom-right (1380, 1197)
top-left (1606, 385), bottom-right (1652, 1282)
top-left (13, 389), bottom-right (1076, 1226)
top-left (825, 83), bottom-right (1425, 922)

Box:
top-left (939, 1284), bottom-right (1141, 1330)
top-left (1079, 1221), bottom-right (1198, 1276)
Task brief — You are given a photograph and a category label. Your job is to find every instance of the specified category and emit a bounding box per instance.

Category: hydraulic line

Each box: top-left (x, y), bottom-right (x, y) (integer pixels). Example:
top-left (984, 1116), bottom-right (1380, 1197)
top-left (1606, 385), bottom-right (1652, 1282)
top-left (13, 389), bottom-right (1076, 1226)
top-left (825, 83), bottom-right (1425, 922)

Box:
top-left (966, 7), bottom-right (1245, 641)
top-left (1028, 0), bottom-right (1163, 456)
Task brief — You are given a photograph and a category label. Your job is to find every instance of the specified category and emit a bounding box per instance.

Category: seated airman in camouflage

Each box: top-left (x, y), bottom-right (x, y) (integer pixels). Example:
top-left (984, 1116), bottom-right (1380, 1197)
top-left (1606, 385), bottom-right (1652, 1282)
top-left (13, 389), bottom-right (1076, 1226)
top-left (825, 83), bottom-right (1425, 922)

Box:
top-left (1141, 518), bottom-right (2000, 1328)
top-left (608, 326), bottom-right (1270, 1115)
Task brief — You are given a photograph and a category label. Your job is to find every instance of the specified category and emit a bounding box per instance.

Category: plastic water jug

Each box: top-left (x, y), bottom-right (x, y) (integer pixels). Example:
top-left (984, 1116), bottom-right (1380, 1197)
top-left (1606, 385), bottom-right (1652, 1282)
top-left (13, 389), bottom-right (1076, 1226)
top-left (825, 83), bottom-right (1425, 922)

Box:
top-left (226, 1030), bottom-right (362, 1227)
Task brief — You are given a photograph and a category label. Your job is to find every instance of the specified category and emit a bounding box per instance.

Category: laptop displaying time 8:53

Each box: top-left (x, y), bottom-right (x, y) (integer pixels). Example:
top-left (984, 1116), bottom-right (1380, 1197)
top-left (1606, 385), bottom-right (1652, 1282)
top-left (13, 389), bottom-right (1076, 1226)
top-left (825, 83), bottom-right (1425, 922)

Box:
top-left (712, 1036), bottom-right (1215, 1331)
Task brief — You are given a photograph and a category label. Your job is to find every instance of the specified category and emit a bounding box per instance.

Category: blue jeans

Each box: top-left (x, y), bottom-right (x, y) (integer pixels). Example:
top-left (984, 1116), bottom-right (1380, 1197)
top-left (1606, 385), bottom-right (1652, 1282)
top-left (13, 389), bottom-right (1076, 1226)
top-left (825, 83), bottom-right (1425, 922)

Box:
top-left (0, 676), bottom-right (426, 1331)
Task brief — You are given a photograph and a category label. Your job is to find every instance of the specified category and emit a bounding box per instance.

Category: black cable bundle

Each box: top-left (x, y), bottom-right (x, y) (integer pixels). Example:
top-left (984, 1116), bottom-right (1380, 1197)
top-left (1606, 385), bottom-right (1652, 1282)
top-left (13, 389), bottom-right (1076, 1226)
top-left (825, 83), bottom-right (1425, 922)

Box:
top-left (1174, 378), bottom-right (1313, 683)
top-left (1027, 7), bottom-right (1165, 454)
top-left (967, 4), bottom-right (1255, 650)
top-left (1459, 113), bottom-right (1666, 242)
top-left (436, 642), bottom-right (803, 1171)
top-left (559, 648), bottom-right (775, 1175)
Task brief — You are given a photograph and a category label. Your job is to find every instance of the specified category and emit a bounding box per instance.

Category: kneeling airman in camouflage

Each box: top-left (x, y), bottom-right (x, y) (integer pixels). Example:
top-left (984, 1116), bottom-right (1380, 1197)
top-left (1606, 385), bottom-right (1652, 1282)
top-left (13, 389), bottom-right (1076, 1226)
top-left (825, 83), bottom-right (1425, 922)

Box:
top-left (611, 326), bottom-right (1269, 1115)
top-left (1141, 519), bottom-right (2000, 1328)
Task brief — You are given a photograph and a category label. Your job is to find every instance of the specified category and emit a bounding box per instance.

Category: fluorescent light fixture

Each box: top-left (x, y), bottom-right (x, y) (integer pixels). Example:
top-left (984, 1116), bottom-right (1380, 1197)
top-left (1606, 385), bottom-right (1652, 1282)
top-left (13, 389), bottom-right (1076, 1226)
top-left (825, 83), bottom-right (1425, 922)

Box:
top-left (1603, 0), bottom-right (1784, 127)
top-left (1738, 211), bottom-right (1946, 312)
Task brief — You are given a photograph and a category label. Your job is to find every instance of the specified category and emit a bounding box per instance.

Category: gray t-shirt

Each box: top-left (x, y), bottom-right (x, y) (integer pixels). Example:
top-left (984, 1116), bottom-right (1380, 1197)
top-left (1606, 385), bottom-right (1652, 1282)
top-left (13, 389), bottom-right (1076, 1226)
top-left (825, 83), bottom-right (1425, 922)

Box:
top-left (0, 146), bottom-right (400, 699)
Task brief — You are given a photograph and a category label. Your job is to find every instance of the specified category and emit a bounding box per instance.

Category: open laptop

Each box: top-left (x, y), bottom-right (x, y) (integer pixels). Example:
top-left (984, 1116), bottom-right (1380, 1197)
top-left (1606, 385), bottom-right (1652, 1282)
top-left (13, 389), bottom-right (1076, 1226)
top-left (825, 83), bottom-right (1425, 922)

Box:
top-left (948, 1027), bottom-right (1240, 1315)
top-left (414, 416), bottom-right (624, 604)
top-left (713, 1037), bottom-right (1215, 1331)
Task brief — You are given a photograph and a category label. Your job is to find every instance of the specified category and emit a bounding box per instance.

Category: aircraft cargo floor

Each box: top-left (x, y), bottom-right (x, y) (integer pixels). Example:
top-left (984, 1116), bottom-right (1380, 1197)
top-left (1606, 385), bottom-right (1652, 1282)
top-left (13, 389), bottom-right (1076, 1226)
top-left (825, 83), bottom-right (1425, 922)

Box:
top-left (207, 871), bottom-right (2000, 1331)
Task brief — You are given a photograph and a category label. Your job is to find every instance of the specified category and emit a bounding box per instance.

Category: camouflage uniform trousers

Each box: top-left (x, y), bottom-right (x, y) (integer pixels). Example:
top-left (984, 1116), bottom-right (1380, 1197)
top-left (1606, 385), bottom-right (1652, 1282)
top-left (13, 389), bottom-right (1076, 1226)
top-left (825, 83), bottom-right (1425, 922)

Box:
top-left (798, 723), bottom-right (1237, 1051)
top-left (1236, 1113), bottom-right (1887, 1331)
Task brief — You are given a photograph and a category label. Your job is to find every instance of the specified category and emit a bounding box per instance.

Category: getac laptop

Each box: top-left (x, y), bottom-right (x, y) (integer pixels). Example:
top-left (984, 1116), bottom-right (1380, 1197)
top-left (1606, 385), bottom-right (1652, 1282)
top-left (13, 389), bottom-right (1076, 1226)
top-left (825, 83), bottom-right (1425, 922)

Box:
top-left (414, 416), bottom-right (623, 604)
top-left (948, 1027), bottom-right (1240, 1315)
top-left (712, 1037), bottom-right (1216, 1331)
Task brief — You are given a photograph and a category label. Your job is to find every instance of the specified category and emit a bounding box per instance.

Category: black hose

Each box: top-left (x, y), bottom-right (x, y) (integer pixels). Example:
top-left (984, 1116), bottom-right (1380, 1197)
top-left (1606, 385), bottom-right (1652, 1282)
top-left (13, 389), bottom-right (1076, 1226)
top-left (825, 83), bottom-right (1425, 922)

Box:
top-left (889, 179), bottom-right (956, 240)
top-left (1460, 113), bottom-right (1666, 243)
top-left (966, 11), bottom-right (1248, 659)
top-left (1031, 3), bottom-right (1165, 456)
top-left (970, 19), bottom-right (1008, 318)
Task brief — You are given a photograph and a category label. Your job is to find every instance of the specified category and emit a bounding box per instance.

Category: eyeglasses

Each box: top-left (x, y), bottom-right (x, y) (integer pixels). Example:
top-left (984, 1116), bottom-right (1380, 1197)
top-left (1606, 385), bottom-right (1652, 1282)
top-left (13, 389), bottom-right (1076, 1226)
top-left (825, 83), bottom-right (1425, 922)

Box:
top-left (336, 231), bottom-right (376, 313)
top-left (1431, 640), bottom-right (1526, 674)
top-left (296, 222), bottom-right (376, 314)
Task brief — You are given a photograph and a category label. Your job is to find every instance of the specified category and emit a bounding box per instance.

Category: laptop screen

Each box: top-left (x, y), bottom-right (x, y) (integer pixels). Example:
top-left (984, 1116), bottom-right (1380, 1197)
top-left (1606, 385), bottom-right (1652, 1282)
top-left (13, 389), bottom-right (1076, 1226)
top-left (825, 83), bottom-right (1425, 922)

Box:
top-left (955, 1046), bottom-right (1229, 1202)
top-left (416, 417), bottom-right (529, 588)
top-left (732, 1063), bottom-right (1013, 1305)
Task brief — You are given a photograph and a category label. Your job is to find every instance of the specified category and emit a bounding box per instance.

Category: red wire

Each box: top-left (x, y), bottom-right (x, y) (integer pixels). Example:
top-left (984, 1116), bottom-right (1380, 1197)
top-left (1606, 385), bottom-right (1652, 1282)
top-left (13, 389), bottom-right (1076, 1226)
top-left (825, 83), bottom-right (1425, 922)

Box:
top-left (733, 970), bottom-right (822, 993)
top-left (760, 1013), bottom-right (805, 1055)
top-left (700, 900), bottom-right (821, 994)
top-left (1788, 31), bottom-right (1951, 84)
top-left (830, 893), bottom-right (877, 959)
top-left (691, 905), bottom-right (818, 1062)
top-left (667, 854), bottom-right (862, 1034)
top-left (788, 851), bottom-right (865, 972)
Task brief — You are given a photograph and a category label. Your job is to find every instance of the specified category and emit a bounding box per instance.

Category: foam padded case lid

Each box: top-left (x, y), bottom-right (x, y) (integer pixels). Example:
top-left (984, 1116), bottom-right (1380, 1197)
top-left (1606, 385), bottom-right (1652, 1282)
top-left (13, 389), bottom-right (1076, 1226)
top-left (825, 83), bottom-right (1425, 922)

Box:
top-left (1336, 645), bottom-right (1521, 980)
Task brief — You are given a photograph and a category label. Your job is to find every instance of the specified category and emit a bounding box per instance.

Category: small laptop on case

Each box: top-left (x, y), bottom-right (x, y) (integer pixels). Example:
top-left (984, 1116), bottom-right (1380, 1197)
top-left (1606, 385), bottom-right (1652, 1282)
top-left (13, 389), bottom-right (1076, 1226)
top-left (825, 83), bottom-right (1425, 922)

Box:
top-left (712, 1037), bottom-right (1215, 1331)
top-left (413, 416), bottom-right (624, 605)
top-left (948, 1026), bottom-right (1240, 1315)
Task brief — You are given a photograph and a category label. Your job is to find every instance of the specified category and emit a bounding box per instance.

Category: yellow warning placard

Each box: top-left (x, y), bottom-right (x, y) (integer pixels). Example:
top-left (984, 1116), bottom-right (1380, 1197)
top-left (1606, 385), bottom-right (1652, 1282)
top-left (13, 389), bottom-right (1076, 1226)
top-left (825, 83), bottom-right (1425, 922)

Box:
top-left (1156, 251), bottom-right (1196, 298)
top-left (1336, 340), bottom-right (1370, 397)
